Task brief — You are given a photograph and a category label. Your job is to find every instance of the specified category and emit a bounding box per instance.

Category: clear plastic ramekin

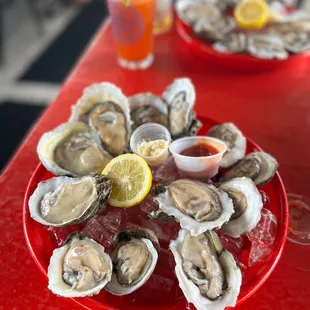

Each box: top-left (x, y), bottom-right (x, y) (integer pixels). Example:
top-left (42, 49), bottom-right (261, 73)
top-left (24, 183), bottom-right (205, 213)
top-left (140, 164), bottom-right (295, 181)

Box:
top-left (169, 136), bottom-right (227, 179)
top-left (130, 123), bottom-right (171, 166)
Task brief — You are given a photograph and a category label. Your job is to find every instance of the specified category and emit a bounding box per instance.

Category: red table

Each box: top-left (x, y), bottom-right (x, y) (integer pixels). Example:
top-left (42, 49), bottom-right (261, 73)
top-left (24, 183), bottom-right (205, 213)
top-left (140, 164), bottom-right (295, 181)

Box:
top-left (1, 19), bottom-right (310, 309)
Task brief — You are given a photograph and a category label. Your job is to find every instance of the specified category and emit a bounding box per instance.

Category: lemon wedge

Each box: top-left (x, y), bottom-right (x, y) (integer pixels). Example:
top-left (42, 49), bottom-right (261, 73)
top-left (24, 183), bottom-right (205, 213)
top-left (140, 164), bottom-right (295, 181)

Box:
top-left (234, 0), bottom-right (269, 30)
top-left (102, 154), bottom-right (152, 208)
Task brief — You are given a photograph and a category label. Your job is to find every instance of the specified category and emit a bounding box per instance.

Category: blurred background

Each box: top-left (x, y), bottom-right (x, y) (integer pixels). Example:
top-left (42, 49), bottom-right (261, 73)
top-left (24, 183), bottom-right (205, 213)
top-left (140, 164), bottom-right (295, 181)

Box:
top-left (0, 0), bottom-right (109, 171)
top-left (0, 0), bottom-right (309, 172)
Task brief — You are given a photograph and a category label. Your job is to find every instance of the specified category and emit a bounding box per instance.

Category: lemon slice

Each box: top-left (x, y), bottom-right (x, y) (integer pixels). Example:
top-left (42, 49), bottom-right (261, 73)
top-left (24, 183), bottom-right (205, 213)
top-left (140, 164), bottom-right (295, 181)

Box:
top-left (102, 154), bottom-right (152, 208)
top-left (234, 0), bottom-right (269, 30)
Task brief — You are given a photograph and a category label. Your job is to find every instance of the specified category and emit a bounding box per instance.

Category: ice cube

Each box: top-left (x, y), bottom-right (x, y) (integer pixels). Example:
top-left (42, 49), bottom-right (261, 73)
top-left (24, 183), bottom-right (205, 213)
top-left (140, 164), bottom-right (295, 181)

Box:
top-left (82, 210), bottom-right (122, 252)
top-left (153, 156), bottom-right (180, 183)
top-left (140, 194), bottom-right (159, 215)
top-left (48, 223), bottom-right (85, 247)
top-left (247, 208), bottom-right (277, 266)
top-left (218, 233), bottom-right (245, 255)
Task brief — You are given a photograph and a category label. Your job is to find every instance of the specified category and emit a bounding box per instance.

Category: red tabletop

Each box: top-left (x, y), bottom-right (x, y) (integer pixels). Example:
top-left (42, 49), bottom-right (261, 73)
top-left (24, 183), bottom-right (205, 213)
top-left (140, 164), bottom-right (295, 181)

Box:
top-left (1, 19), bottom-right (310, 309)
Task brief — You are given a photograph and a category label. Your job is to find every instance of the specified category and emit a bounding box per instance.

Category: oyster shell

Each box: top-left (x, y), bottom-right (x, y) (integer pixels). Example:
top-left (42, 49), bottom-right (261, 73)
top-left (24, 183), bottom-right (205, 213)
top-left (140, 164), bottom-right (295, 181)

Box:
top-left (221, 151), bottom-right (278, 186)
top-left (154, 179), bottom-right (234, 236)
top-left (194, 16), bottom-right (236, 42)
top-left (269, 21), bottom-right (310, 54)
top-left (163, 78), bottom-right (201, 139)
top-left (129, 93), bottom-right (168, 130)
top-left (70, 83), bottom-right (131, 156)
top-left (37, 122), bottom-right (113, 177)
top-left (29, 174), bottom-right (112, 227)
top-left (170, 229), bottom-right (242, 310)
top-left (207, 123), bottom-right (246, 168)
top-left (105, 230), bottom-right (159, 295)
top-left (213, 33), bottom-right (248, 54)
top-left (176, 0), bottom-right (222, 26)
top-left (220, 177), bottom-right (263, 237)
top-left (48, 234), bottom-right (112, 297)
top-left (247, 35), bottom-right (289, 60)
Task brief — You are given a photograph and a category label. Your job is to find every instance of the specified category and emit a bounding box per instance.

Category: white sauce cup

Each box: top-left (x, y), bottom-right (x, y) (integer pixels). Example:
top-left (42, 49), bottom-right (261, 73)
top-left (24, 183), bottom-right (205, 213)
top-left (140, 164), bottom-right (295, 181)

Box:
top-left (130, 123), bottom-right (171, 166)
top-left (169, 136), bottom-right (227, 179)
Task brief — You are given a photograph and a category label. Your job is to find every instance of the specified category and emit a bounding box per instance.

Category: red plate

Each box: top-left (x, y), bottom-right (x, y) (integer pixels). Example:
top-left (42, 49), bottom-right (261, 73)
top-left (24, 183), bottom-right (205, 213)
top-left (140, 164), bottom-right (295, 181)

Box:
top-left (175, 17), bottom-right (306, 71)
top-left (23, 116), bottom-right (288, 310)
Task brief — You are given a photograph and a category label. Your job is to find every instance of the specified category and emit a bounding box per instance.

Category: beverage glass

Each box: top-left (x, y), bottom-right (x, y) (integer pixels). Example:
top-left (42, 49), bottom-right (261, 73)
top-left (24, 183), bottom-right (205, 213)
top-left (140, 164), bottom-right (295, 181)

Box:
top-left (154, 0), bottom-right (173, 35)
top-left (108, 0), bottom-right (156, 69)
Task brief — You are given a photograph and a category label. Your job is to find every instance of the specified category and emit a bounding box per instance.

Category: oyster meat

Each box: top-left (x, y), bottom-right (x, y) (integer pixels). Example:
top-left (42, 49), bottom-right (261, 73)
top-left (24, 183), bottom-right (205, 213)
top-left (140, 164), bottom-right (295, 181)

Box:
top-left (163, 78), bottom-right (201, 139)
top-left (207, 122), bottom-right (246, 168)
top-left (194, 16), bottom-right (236, 42)
top-left (221, 151), bottom-right (278, 186)
top-left (154, 179), bottom-right (234, 235)
top-left (176, 0), bottom-right (222, 26)
top-left (70, 83), bottom-right (131, 156)
top-left (37, 122), bottom-right (113, 177)
top-left (48, 234), bottom-right (112, 297)
top-left (247, 35), bottom-right (289, 60)
top-left (170, 229), bottom-right (242, 310)
top-left (220, 177), bottom-right (263, 237)
top-left (105, 230), bottom-right (158, 295)
top-left (269, 20), bottom-right (310, 54)
top-left (29, 174), bottom-right (112, 227)
top-left (213, 33), bottom-right (247, 54)
top-left (129, 93), bottom-right (168, 130)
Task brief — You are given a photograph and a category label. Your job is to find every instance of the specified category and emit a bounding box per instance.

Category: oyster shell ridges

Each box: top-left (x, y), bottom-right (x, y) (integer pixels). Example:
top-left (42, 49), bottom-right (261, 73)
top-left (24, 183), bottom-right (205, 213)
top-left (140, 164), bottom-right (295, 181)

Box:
top-left (220, 177), bottom-right (263, 237)
top-left (48, 235), bottom-right (112, 297)
top-left (170, 229), bottom-right (242, 310)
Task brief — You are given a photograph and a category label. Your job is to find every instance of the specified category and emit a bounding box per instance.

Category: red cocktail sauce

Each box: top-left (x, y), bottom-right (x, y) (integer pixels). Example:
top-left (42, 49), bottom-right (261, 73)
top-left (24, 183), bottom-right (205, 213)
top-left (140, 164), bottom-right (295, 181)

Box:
top-left (180, 141), bottom-right (219, 157)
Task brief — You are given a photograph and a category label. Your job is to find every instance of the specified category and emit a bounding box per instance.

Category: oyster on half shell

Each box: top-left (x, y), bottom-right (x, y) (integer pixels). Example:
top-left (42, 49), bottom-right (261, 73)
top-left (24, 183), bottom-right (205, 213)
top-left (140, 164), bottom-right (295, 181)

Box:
top-left (219, 177), bottom-right (263, 237)
top-left (213, 33), bottom-right (248, 54)
top-left (154, 179), bottom-right (234, 236)
top-left (176, 0), bottom-right (222, 26)
top-left (269, 20), bottom-right (310, 54)
top-left (29, 174), bottom-right (112, 227)
top-left (105, 230), bottom-right (159, 296)
top-left (70, 83), bottom-right (131, 156)
top-left (170, 229), bottom-right (242, 310)
top-left (247, 35), bottom-right (288, 60)
top-left (37, 122), bottom-right (113, 177)
top-left (208, 123), bottom-right (246, 168)
top-left (163, 78), bottom-right (201, 139)
top-left (129, 93), bottom-right (168, 130)
top-left (48, 234), bottom-right (112, 297)
top-left (221, 151), bottom-right (278, 186)
top-left (194, 16), bottom-right (236, 42)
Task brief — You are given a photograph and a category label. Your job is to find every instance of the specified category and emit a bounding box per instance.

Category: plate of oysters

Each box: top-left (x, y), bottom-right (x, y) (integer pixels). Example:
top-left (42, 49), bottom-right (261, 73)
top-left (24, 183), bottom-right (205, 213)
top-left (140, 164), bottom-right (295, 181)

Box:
top-left (176, 0), bottom-right (310, 70)
top-left (24, 78), bottom-right (288, 310)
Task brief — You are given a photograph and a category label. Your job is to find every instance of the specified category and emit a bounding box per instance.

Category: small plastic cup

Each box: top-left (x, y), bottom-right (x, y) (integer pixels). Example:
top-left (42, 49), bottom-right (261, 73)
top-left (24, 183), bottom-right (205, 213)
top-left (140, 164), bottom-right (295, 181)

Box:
top-left (169, 136), bottom-right (227, 180)
top-left (130, 123), bottom-right (171, 166)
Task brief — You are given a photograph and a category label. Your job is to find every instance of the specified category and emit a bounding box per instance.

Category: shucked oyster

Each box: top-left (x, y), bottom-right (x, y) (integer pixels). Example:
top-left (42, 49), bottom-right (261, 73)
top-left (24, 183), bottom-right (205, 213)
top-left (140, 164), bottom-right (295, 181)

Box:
top-left (213, 33), bottom-right (247, 54)
top-left (29, 174), bottom-right (112, 227)
top-left (176, 0), bottom-right (222, 26)
top-left (208, 123), bottom-right (246, 168)
top-left (221, 151), bottom-right (278, 186)
top-left (163, 78), bottom-right (201, 139)
top-left (37, 122), bottom-right (113, 177)
top-left (48, 234), bottom-right (112, 297)
top-left (170, 229), bottom-right (242, 310)
top-left (129, 93), bottom-right (168, 130)
top-left (220, 177), bottom-right (263, 237)
top-left (268, 20), bottom-right (310, 54)
top-left (247, 35), bottom-right (288, 60)
top-left (194, 16), bottom-right (236, 42)
top-left (105, 230), bottom-right (158, 295)
top-left (154, 179), bottom-right (234, 236)
top-left (70, 83), bottom-right (131, 156)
